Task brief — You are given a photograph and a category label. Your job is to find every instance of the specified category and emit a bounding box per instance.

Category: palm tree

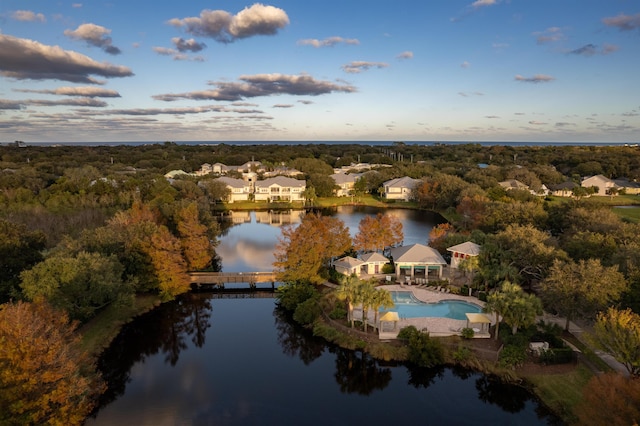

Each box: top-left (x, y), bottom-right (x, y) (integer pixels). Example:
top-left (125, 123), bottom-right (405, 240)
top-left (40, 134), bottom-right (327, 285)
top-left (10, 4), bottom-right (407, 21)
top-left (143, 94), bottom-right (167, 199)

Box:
top-left (334, 274), bottom-right (360, 328)
top-left (483, 281), bottom-right (511, 340)
top-left (502, 291), bottom-right (543, 335)
top-left (369, 286), bottom-right (395, 331)
top-left (359, 280), bottom-right (377, 332)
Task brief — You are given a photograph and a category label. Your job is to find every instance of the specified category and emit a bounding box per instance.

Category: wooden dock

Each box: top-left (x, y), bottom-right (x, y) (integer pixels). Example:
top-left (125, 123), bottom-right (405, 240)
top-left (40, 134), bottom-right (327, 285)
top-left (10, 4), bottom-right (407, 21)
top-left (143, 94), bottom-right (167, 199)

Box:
top-left (189, 271), bottom-right (278, 290)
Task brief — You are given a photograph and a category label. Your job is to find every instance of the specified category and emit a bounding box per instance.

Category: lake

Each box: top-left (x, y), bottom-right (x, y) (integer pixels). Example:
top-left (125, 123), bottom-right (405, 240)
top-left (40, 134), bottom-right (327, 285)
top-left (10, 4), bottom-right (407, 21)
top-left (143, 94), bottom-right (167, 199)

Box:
top-left (87, 207), bottom-right (561, 425)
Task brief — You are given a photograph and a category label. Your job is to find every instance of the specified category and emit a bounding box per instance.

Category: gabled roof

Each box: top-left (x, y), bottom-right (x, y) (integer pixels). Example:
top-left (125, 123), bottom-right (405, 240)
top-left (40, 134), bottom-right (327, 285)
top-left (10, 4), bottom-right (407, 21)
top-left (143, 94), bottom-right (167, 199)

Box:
top-left (548, 181), bottom-right (578, 191)
top-left (389, 243), bottom-right (446, 265)
top-left (383, 176), bottom-right (420, 188)
top-left (498, 179), bottom-right (529, 190)
top-left (360, 252), bottom-right (388, 263)
top-left (331, 172), bottom-right (358, 185)
top-left (446, 241), bottom-right (481, 256)
top-left (215, 176), bottom-right (248, 188)
top-left (255, 176), bottom-right (306, 188)
top-left (333, 256), bottom-right (365, 269)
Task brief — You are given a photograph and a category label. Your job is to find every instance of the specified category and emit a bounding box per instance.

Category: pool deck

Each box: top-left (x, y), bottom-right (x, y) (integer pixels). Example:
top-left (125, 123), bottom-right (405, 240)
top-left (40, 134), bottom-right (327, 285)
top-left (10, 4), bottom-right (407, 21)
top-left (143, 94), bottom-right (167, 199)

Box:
top-left (354, 284), bottom-right (493, 340)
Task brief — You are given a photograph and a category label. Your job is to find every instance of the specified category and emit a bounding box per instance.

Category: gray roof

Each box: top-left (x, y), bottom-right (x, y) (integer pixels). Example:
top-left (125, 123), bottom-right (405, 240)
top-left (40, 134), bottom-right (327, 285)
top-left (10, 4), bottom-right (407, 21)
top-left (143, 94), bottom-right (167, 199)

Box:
top-left (360, 252), bottom-right (388, 263)
top-left (215, 176), bottom-right (247, 188)
top-left (446, 241), bottom-right (481, 256)
top-left (383, 176), bottom-right (421, 189)
top-left (333, 256), bottom-right (365, 269)
top-left (255, 176), bottom-right (306, 189)
top-left (389, 244), bottom-right (446, 265)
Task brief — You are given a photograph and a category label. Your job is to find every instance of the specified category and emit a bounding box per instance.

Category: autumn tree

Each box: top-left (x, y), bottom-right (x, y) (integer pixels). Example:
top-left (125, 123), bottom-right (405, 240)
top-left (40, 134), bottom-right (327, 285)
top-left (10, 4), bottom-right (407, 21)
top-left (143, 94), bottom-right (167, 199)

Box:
top-left (353, 213), bottom-right (403, 253)
top-left (147, 225), bottom-right (191, 300)
top-left (540, 259), bottom-right (628, 330)
top-left (588, 307), bottom-right (640, 377)
top-left (176, 202), bottom-right (214, 270)
top-left (273, 213), bottom-right (352, 285)
top-left (574, 372), bottom-right (640, 426)
top-left (0, 300), bottom-right (104, 425)
top-left (20, 251), bottom-right (132, 321)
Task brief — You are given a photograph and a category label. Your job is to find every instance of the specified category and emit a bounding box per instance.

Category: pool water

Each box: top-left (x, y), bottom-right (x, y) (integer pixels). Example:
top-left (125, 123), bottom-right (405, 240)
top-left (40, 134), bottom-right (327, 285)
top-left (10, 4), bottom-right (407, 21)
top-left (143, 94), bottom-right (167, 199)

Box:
top-left (385, 291), bottom-right (482, 320)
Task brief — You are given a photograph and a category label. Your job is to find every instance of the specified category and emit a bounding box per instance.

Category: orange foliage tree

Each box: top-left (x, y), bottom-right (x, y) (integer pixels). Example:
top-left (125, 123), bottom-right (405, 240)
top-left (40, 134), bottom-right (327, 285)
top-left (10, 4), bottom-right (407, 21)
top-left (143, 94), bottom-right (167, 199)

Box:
top-left (575, 372), bottom-right (640, 426)
top-left (353, 213), bottom-right (404, 253)
top-left (0, 301), bottom-right (104, 425)
top-left (176, 202), bottom-right (214, 270)
top-left (274, 213), bottom-right (352, 285)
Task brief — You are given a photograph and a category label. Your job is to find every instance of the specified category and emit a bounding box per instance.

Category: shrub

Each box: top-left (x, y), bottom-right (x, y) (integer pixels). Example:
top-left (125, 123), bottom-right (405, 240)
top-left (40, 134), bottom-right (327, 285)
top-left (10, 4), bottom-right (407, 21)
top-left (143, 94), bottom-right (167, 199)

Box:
top-left (329, 305), bottom-right (347, 320)
top-left (381, 263), bottom-right (395, 274)
top-left (539, 347), bottom-right (575, 365)
top-left (401, 326), bottom-right (444, 367)
top-left (453, 344), bottom-right (473, 362)
top-left (498, 344), bottom-right (527, 369)
top-left (293, 297), bottom-right (321, 325)
top-left (478, 291), bottom-right (487, 302)
top-left (460, 327), bottom-right (475, 339)
top-left (276, 282), bottom-right (318, 312)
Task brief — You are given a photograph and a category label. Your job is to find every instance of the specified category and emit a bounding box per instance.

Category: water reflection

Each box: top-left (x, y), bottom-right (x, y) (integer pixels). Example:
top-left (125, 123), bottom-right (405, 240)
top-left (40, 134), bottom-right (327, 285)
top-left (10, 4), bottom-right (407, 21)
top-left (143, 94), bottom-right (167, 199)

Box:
top-left (90, 292), bottom-right (560, 425)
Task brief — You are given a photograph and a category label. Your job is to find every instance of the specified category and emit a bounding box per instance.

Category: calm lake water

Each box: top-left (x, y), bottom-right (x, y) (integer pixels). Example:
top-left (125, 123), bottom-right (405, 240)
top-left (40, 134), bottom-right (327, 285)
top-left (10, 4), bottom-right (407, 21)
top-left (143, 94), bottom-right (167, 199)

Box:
top-left (87, 207), bottom-right (561, 425)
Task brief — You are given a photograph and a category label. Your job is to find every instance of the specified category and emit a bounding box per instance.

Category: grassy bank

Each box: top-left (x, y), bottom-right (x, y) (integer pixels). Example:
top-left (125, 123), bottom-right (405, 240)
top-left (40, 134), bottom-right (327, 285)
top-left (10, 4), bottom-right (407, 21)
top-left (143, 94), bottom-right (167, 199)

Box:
top-left (78, 294), bottom-right (163, 359)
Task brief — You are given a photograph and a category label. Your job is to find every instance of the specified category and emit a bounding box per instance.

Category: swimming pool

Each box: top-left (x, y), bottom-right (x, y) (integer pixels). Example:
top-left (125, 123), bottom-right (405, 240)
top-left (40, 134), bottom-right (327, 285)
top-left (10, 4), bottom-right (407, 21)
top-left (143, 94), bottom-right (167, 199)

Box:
top-left (385, 291), bottom-right (482, 320)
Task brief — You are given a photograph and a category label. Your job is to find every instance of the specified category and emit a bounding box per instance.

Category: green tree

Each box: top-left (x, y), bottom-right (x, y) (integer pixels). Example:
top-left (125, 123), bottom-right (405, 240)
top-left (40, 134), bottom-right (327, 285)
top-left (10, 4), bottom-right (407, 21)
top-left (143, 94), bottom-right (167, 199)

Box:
top-left (500, 284), bottom-right (543, 335)
top-left (540, 259), bottom-right (628, 330)
top-left (0, 219), bottom-right (46, 302)
top-left (588, 307), bottom-right (640, 377)
top-left (0, 300), bottom-right (104, 425)
top-left (484, 281), bottom-right (516, 340)
top-left (20, 251), bottom-right (131, 321)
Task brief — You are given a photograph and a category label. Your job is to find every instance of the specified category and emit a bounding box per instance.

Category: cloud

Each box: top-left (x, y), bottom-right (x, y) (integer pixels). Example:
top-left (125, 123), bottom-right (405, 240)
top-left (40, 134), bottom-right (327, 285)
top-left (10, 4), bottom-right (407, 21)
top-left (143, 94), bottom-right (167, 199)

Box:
top-left (273, 104), bottom-right (293, 108)
top-left (0, 35), bottom-right (133, 83)
top-left (461, 61), bottom-right (470, 68)
top-left (0, 97), bottom-right (107, 109)
top-left (514, 74), bottom-right (555, 83)
top-left (569, 44), bottom-right (597, 56)
top-left (533, 27), bottom-right (565, 44)
top-left (567, 43), bottom-right (619, 57)
top-left (153, 73), bottom-right (356, 102)
top-left (297, 36), bottom-right (359, 48)
top-left (602, 13), bottom-right (640, 31)
top-left (485, 115), bottom-right (500, 119)
top-left (168, 3), bottom-right (289, 43)
top-left (528, 120), bottom-right (547, 125)
top-left (72, 4), bottom-right (83, 8)
top-left (341, 61), bottom-right (389, 73)
top-left (14, 87), bottom-right (121, 98)
top-left (152, 46), bottom-right (205, 61)
top-left (11, 10), bottom-right (46, 22)
top-left (396, 51), bottom-right (413, 60)
top-left (64, 23), bottom-right (122, 55)
top-left (471, 0), bottom-right (498, 8)
top-left (297, 100), bottom-right (313, 105)
top-left (172, 37), bottom-right (207, 52)
top-left (458, 91), bottom-right (484, 97)
top-left (555, 122), bottom-right (575, 127)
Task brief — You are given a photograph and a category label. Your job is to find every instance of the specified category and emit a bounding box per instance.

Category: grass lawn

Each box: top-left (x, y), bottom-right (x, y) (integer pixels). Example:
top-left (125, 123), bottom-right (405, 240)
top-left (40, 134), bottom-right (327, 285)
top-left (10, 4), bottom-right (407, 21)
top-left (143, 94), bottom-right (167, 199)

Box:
top-left (211, 195), bottom-right (418, 211)
top-left (78, 294), bottom-right (162, 359)
top-left (524, 364), bottom-right (593, 424)
top-left (612, 205), bottom-right (640, 223)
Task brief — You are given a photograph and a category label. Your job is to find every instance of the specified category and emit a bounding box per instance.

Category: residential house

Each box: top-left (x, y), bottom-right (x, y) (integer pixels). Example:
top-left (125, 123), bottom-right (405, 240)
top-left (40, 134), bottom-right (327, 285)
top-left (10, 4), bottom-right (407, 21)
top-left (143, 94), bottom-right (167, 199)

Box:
top-left (498, 179), bottom-right (529, 191)
top-left (333, 256), bottom-right (365, 277)
top-left (214, 176), bottom-right (252, 203)
top-left (383, 176), bottom-right (421, 201)
top-left (254, 176), bottom-right (306, 202)
top-left (613, 178), bottom-right (640, 195)
top-left (548, 181), bottom-right (578, 197)
top-left (447, 241), bottom-right (481, 269)
top-left (360, 252), bottom-right (389, 275)
top-left (388, 243), bottom-right (447, 281)
top-left (581, 174), bottom-right (618, 196)
top-left (331, 172), bottom-right (360, 197)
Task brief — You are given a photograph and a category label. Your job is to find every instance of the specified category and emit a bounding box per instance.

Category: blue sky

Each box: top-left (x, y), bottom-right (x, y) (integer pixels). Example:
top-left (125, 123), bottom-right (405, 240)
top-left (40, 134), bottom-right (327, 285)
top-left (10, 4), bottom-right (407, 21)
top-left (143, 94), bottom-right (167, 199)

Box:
top-left (1, 1), bottom-right (639, 143)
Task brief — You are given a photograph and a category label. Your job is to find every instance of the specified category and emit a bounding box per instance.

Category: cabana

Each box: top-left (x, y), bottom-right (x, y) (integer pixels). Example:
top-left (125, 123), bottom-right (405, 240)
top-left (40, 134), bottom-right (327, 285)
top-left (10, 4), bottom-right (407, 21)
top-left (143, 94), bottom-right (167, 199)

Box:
top-left (379, 311), bottom-right (400, 332)
top-left (465, 312), bottom-right (492, 338)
